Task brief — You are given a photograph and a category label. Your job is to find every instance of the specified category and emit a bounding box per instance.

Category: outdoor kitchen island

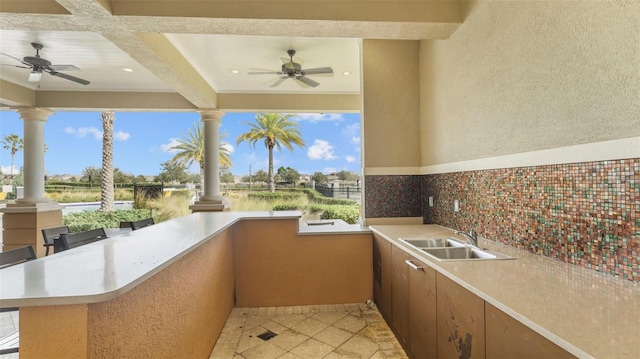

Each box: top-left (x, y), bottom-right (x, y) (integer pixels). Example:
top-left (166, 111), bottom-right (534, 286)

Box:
top-left (0, 211), bottom-right (373, 358)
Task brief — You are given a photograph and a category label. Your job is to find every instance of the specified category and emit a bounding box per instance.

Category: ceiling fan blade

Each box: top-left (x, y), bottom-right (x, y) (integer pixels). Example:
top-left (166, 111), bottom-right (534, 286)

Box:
top-left (0, 63), bottom-right (31, 69)
top-left (48, 70), bottom-right (90, 85)
top-left (49, 64), bottom-right (80, 72)
top-left (296, 76), bottom-right (320, 88)
top-left (301, 67), bottom-right (334, 75)
top-left (270, 76), bottom-right (288, 88)
top-left (248, 71), bottom-right (281, 75)
top-left (0, 52), bottom-right (31, 67)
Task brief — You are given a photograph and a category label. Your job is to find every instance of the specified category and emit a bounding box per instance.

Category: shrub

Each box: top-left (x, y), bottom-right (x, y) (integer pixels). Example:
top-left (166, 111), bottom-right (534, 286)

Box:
top-left (144, 195), bottom-right (192, 223)
top-left (306, 204), bottom-right (360, 224)
top-left (247, 191), bottom-right (301, 202)
top-left (272, 203), bottom-right (302, 211)
top-left (63, 209), bottom-right (152, 232)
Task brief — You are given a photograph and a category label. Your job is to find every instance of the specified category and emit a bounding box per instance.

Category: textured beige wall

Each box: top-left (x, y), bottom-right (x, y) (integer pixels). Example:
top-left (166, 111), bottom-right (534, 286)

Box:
top-left (363, 40), bottom-right (421, 168)
top-left (87, 229), bottom-right (234, 358)
top-left (233, 219), bottom-right (373, 307)
top-left (420, 0), bottom-right (640, 166)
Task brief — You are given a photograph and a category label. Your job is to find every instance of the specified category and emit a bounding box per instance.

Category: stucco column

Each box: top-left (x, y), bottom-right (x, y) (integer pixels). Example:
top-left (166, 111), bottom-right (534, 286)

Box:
top-left (16, 108), bottom-right (52, 204)
top-left (190, 109), bottom-right (230, 212)
top-left (1, 107), bottom-right (63, 257)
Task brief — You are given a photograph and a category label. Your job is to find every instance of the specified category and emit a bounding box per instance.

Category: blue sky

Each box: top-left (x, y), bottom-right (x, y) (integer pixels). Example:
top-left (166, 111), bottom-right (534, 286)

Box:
top-left (0, 111), bottom-right (361, 177)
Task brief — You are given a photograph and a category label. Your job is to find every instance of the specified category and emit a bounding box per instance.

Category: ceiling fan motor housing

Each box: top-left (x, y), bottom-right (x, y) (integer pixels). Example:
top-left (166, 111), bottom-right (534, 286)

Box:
top-left (282, 62), bottom-right (302, 77)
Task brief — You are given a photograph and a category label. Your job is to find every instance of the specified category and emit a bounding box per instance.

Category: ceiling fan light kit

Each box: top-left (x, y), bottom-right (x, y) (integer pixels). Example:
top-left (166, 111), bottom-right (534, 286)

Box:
top-left (248, 49), bottom-right (333, 88)
top-left (0, 42), bottom-right (90, 85)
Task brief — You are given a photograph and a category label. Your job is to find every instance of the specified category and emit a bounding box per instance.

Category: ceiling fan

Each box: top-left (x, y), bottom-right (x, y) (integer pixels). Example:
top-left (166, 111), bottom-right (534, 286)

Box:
top-left (248, 49), bottom-right (333, 88)
top-left (0, 42), bottom-right (90, 85)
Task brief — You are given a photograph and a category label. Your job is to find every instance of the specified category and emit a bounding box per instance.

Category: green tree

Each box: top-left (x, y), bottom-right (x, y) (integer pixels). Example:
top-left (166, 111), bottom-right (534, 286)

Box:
top-left (337, 170), bottom-right (356, 182)
top-left (113, 168), bottom-right (135, 184)
top-left (169, 122), bottom-right (233, 189)
top-left (154, 161), bottom-right (189, 183)
top-left (135, 175), bottom-right (147, 183)
top-left (220, 167), bottom-right (235, 184)
top-left (312, 171), bottom-right (328, 184)
top-left (81, 166), bottom-right (101, 186)
top-left (2, 133), bottom-right (23, 182)
top-left (236, 113), bottom-right (305, 192)
top-left (242, 170), bottom-right (268, 184)
top-left (276, 166), bottom-right (300, 184)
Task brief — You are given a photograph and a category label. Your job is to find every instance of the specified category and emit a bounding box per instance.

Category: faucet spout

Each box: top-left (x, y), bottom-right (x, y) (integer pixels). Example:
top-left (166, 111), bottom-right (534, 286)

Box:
top-left (454, 229), bottom-right (478, 247)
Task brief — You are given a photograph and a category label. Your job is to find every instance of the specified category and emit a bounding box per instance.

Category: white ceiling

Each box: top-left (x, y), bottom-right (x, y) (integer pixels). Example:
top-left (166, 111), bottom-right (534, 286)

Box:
top-left (0, 30), bottom-right (360, 94)
top-left (0, 0), bottom-right (462, 111)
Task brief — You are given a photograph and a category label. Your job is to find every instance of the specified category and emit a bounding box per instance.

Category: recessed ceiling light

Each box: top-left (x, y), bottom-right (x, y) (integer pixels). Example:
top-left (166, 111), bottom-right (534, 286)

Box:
top-left (122, 68), bottom-right (134, 72)
top-left (230, 69), bottom-right (240, 74)
top-left (342, 71), bottom-right (352, 76)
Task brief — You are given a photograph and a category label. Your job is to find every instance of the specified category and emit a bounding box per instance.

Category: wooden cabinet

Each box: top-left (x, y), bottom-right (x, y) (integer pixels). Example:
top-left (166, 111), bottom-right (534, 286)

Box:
top-left (373, 233), bottom-right (393, 321)
top-left (485, 303), bottom-right (576, 359)
top-left (436, 273), bottom-right (485, 359)
top-left (391, 246), bottom-right (437, 359)
top-left (407, 251), bottom-right (437, 359)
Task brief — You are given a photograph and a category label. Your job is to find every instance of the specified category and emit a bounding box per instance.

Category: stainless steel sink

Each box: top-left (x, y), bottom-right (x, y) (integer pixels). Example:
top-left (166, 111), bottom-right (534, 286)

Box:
top-left (401, 238), bottom-right (466, 248)
top-left (421, 247), bottom-right (515, 261)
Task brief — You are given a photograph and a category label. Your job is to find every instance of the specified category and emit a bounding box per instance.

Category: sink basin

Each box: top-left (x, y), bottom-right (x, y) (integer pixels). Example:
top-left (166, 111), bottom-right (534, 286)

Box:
top-left (421, 247), bottom-right (515, 261)
top-left (401, 238), bottom-right (466, 248)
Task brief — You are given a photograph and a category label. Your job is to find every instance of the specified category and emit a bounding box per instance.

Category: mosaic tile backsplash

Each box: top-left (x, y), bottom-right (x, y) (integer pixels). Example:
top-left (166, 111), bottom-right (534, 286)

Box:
top-left (423, 158), bottom-right (639, 282)
top-left (364, 175), bottom-right (422, 218)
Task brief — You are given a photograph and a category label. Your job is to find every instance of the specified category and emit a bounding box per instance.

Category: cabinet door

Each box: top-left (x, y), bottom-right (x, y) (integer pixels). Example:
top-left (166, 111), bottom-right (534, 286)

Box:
top-left (391, 246), bottom-right (410, 349)
top-left (408, 257), bottom-right (437, 359)
top-left (437, 273), bottom-right (485, 359)
top-left (373, 233), bottom-right (393, 321)
top-left (486, 303), bottom-right (576, 358)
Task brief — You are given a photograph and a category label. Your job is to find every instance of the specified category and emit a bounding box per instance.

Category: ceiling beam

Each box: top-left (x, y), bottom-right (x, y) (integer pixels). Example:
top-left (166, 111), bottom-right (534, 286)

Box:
top-left (217, 93), bottom-right (360, 113)
top-left (0, 79), bottom-right (36, 107)
top-left (35, 91), bottom-right (197, 111)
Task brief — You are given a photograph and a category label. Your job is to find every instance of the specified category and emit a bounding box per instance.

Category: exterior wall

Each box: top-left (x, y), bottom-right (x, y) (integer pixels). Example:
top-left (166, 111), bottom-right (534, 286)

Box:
top-left (362, 40), bottom-right (421, 169)
top-left (423, 158), bottom-right (639, 282)
top-left (419, 0), bottom-right (640, 166)
top-left (232, 219), bottom-right (373, 307)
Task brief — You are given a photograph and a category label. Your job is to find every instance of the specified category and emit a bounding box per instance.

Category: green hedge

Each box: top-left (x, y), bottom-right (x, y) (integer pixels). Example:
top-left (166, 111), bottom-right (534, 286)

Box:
top-left (247, 191), bottom-right (301, 201)
top-left (272, 203), bottom-right (303, 211)
top-left (63, 209), bottom-right (152, 232)
top-left (307, 204), bottom-right (360, 224)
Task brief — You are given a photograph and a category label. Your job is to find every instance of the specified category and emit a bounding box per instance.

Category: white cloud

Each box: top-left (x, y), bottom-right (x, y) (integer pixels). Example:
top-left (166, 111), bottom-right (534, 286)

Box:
top-left (64, 127), bottom-right (130, 141)
top-left (1, 165), bottom-right (17, 175)
top-left (221, 142), bottom-right (235, 153)
top-left (294, 113), bottom-right (344, 123)
top-left (324, 167), bottom-right (337, 174)
top-left (160, 138), bottom-right (181, 153)
top-left (342, 123), bottom-right (360, 137)
top-left (65, 126), bottom-right (102, 140)
top-left (345, 155), bottom-right (356, 163)
top-left (307, 139), bottom-right (337, 160)
top-left (350, 136), bottom-right (361, 145)
top-left (114, 131), bottom-right (131, 141)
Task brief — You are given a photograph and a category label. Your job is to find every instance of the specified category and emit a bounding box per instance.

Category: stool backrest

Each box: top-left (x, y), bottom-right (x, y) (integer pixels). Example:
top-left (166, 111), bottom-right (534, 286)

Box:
top-left (0, 246), bottom-right (37, 269)
top-left (56, 228), bottom-right (108, 252)
top-left (131, 218), bottom-right (155, 230)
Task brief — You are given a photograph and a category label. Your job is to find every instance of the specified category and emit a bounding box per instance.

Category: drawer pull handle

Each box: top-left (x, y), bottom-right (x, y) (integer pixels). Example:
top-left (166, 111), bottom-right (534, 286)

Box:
top-left (405, 260), bottom-right (423, 271)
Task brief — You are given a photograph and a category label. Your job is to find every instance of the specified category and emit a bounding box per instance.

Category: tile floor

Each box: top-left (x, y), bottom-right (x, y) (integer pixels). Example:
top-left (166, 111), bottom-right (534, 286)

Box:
top-left (209, 303), bottom-right (408, 359)
top-left (0, 310), bottom-right (19, 359)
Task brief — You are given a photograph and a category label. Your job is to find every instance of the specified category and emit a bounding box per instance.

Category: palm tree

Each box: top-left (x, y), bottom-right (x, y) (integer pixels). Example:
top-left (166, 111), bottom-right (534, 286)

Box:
top-left (2, 133), bottom-right (23, 182)
top-left (169, 122), bottom-right (233, 190)
top-left (99, 112), bottom-right (115, 212)
top-left (236, 113), bottom-right (305, 192)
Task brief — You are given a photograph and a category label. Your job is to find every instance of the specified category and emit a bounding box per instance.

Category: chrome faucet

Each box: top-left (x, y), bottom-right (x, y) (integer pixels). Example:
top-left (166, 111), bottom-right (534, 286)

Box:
top-left (454, 228), bottom-right (478, 247)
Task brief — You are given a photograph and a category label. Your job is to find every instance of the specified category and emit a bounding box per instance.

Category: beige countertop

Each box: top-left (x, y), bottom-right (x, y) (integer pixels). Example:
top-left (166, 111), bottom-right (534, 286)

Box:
top-left (0, 211), bottom-right (304, 307)
top-left (370, 224), bottom-right (640, 359)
